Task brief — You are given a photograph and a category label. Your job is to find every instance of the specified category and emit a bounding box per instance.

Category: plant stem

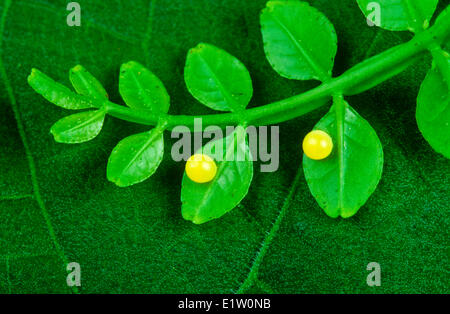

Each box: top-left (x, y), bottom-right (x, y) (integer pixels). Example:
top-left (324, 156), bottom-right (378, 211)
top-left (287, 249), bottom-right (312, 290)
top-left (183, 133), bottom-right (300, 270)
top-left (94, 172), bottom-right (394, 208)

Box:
top-left (104, 12), bottom-right (450, 131)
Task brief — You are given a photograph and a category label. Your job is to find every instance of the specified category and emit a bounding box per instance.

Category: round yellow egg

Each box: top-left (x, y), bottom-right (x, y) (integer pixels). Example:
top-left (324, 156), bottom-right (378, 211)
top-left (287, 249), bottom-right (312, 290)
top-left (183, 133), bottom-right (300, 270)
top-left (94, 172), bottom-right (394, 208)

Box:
top-left (185, 154), bottom-right (217, 183)
top-left (303, 130), bottom-right (333, 160)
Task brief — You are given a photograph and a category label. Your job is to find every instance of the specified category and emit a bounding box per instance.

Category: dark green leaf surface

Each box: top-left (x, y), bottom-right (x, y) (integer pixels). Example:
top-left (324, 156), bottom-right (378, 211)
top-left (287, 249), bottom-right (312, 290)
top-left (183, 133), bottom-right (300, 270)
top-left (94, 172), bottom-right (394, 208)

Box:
top-left (260, 1), bottom-right (337, 81)
top-left (0, 0), bottom-right (448, 294)
top-left (181, 126), bottom-right (253, 224)
top-left (416, 63), bottom-right (450, 158)
top-left (50, 109), bottom-right (106, 143)
top-left (119, 61), bottom-right (170, 113)
top-left (303, 101), bottom-right (383, 218)
top-left (184, 43), bottom-right (253, 112)
top-left (107, 129), bottom-right (164, 187)
top-left (356, 0), bottom-right (439, 32)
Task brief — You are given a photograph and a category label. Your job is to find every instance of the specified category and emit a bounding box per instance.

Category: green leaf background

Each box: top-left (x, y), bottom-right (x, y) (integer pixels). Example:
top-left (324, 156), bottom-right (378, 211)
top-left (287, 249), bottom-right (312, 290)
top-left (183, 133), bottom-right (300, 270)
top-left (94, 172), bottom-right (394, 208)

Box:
top-left (0, 0), bottom-right (448, 293)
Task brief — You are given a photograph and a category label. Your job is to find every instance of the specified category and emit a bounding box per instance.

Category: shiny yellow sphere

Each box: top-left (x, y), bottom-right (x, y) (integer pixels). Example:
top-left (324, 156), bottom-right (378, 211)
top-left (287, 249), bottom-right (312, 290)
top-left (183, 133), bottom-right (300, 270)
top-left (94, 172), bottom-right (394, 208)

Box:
top-left (185, 154), bottom-right (217, 183)
top-left (303, 130), bottom-right (333, 160)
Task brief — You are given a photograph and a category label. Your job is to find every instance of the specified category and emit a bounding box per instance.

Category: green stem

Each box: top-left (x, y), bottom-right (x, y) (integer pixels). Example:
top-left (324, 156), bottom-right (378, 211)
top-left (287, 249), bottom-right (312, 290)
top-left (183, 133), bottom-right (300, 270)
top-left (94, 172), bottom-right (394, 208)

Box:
top-left (103, 13), bottom-right (450, 131)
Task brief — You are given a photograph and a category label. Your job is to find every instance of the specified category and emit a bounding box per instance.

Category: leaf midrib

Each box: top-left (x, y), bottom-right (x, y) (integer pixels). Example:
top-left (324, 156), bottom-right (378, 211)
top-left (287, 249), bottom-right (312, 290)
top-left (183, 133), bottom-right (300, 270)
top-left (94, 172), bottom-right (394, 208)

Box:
top-left (71, 69), bottom-right (107, 100)
top-left (60, 109), bottom-right (105, 134)
top-left (196, 52), bottom-right (242, 112)
top-left (125, 68), bottom-right (155, 110)
top-left (0, 0), bottom-right (76, 294)
top-left (334, 97), bottom-right (346, 212)
top-left (118, 129), bottom-right (162, 177)
top-left (269, 13), bottom-right (329, 81)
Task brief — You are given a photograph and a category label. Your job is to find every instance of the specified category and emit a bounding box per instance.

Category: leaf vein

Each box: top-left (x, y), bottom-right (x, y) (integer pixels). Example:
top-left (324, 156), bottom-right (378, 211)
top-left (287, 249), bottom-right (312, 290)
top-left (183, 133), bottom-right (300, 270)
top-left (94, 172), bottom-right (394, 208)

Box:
top-left (0, 0), bottom-right (77, 294)
top-left (235, 166), bottom-right (303, 293)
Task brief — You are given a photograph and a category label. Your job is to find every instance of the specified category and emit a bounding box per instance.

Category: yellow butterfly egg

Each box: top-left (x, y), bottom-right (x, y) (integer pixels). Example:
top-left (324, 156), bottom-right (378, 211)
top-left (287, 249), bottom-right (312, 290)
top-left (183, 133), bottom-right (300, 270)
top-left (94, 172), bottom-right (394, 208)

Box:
top-left (185, 154), bottom-right (217, 183)
top-left (303, 130), bottom-right (333, 160)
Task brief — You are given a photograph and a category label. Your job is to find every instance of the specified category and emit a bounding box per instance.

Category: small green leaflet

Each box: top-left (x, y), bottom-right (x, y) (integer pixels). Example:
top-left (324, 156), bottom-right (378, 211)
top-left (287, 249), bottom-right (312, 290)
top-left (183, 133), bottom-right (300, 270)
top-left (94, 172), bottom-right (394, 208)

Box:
top-left (69, 65), bottom-right (109, 100)
top-left (356, 0), bottom-right (439, 33)
top-left (50, 109), bottom-right (106, 144)
top-left (416, 62), bottom-right (450, 159)
top-left (28, 68), bottom-right (98, 110)
top-left (260, 1), bottom-right (337, 81)
top-left (181, 126), bottom-right (253, 224)
top-left (107, 129), bottom-right (165, 187)
top-left (184, 43), bottom-right (253, 112)
top-left (119, 61), bottom-right (170, 113)
top-left (303, 100), bottom-right (383, 218)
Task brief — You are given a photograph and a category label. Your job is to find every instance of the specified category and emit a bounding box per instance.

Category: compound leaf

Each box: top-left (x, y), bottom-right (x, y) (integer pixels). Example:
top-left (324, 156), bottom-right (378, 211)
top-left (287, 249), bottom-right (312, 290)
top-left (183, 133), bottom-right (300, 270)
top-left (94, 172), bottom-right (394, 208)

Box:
top-left (184, 43), bottom-right (253, 112)
top-left (107, 129), bottom-right (165, 187)
top-left (6, 0), bottom-right (449, 294)
top-left (181, 126), bottom-right (253, 224)
top-left (260, 0), bottom-right (337, 81)
top-left (416, 62), bottom-right (450, 158)
top-left (356, 0), bottom-right (439, 32)
top-left (303, 100), bottom-right (383, 218)
top-left (50, 109), bottom-right (106, 144)
top-left (27, 68), bottom-right (98, 110)
top-left (119, 61), bottom-right (170, 113)
top-left (69, 65), bottom-right (108, 100)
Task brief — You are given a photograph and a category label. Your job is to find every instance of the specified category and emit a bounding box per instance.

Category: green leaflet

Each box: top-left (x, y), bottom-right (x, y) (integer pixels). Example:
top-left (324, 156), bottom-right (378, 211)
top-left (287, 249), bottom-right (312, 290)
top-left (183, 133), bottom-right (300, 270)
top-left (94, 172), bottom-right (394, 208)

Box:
top-left (181, 126), bottom-right (253, 224)
top-left (69, 65), bottom-right (108, 100)
top-left (416, 63), bottom-right (450, 158)
top-left (119, 61), bottom-right (170, 113)
top-left (107, 129), bottom-right (165, 187)
top-left (303, 100), bottom-right (383, 218)
top-left (50, 109), bottom-right (106, 144)
top-left (260, 1), bottom-right (337, 81)
top-left (343, 45), bottom-right (423, 95)
top-left (28, 68), bottom-right (98, 110)
top-left (184, 43), bottom-right (253, 112)
top-left (356, 0), bottom-right (438, 32)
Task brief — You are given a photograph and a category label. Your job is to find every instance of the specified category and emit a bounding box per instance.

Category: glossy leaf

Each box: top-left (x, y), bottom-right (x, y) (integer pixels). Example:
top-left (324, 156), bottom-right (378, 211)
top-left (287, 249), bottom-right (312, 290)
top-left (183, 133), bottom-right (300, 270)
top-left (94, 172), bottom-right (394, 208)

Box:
top-left (356, 0), bottom-right (439, 32)
top-left (184, 43), bottom-right (253, 112)
top-left (28, 68), bottom-right (97, 110)
top-left (107, 129), bottom-right (164, 187)
top-left (119, 61), bottom-right (170, 113)
top-left (181, 126), bottom-right (253, 224)
top-left (416, 63), bottom-right (450, 158)
top-left (303, 101), bottom-right (384, 218)
top-left (260, 1), bottom-right (337, 81)
top-left (50, 109), bottom-right (106, 144)
top-left (69, 65), bottom-right (108, 100)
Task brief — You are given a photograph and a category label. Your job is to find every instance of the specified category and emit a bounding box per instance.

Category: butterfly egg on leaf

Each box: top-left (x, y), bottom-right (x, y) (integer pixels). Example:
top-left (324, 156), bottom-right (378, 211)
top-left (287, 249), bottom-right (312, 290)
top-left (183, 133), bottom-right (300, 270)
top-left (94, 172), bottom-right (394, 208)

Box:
top-left (303, 130), bottom-right (333, 160)
top-left (185, 154), bottom-right (217, 183)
